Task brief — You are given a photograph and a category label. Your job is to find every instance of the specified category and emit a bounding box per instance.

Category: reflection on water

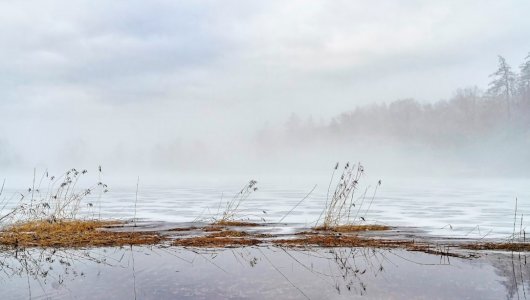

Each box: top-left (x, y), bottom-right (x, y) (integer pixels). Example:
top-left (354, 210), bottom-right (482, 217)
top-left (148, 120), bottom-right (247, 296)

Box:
top-left (493, 252), bottom-right (530, 300)
top-left (1, 245), bottom-right (529, 299)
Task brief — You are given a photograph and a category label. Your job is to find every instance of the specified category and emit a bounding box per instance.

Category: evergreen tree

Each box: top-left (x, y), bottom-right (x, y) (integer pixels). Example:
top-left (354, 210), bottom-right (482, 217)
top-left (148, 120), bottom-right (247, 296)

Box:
top-left (487, 55), bottom-right (516, 116)
top-left (518, 52), bottom-right (530, 98)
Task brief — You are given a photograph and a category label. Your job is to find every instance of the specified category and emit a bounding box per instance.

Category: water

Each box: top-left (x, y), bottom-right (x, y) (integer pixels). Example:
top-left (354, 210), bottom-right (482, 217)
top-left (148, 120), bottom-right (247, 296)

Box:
top-left (1, 245), bottom-right (528, 299)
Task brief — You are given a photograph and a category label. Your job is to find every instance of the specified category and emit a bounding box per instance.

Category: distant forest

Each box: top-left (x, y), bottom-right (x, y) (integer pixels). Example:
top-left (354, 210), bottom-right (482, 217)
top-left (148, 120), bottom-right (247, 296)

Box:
top-left (272, 54), bottom-right (530, 147)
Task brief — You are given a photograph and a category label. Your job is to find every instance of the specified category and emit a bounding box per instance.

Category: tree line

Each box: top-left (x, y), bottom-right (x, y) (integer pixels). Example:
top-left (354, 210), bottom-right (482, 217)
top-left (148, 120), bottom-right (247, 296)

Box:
top-left (279, 53), bottom-right (530, 147)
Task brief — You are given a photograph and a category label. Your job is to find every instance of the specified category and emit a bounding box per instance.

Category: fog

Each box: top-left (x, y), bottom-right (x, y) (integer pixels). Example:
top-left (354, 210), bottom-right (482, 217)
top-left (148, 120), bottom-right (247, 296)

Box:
top-left (1, 1), bottom-right (530, 186)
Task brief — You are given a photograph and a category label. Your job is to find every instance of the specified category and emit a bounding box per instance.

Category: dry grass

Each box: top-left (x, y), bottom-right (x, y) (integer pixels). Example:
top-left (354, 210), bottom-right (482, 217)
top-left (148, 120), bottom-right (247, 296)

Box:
top-left (1, 167), bottom-right (109, 225)
top-left (215, 180), bottom-right (258, 224)
top-left (173, 236), bottom-right (260, 247)
top-left (0, 220), bottom-right (164, 248)
top-left (314, 224), bottom-right (390, 232)
top-left (168, 226), bottom-right (198, 232)
top-left (208, 230), bottom-right (273, 238)
top-left (462, 242), bottom-right (530, 252)
top-left (273, 234), bottom-right (412, 248)
top-left (212, 220), bottom-right (260, 227)
top-left (172, 229), bottom-right (271, 247)
top-left (0, 167), bottom-right (164, 249)
top-left (202, 226), bottom-right (225, 232)
top-left (207, 230), bottom-right (249, 237)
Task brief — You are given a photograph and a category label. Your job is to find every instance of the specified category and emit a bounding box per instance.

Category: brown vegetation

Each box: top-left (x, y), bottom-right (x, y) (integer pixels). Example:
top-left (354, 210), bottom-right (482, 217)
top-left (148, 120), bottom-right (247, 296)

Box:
top-left (462, 242), bottom-right (530, 252)
top-left (212, 220), bottom-right (260, 227)
top-left (0, 220), bottom-right (164, 248)
top-left (207, 230), bottom-right (249, 237)
top-left (172, 228), bottom-right (273, 247)
top-left (3, 167), bottom-right (527, 255)
top-left (314, 224), bottom-right (390, 232)
top-left (214, 180), bottom-right (259, 225)
top-left (273, 234), bottom-right (412, 248)
top-left (168, 226), bottom-right (198, 232)
top-left (202, 226), bottom-right (225, 232)
top-left (173, 236), bottom-right (260, 247)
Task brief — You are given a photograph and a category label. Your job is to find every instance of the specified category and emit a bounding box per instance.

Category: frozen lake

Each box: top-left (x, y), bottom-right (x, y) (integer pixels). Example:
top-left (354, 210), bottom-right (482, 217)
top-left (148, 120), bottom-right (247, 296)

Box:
top-left (2, 177), bottom-right (529, 239)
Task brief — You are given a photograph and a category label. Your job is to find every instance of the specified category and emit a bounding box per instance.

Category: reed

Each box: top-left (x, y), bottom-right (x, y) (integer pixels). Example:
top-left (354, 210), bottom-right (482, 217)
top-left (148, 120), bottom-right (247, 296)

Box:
top-left (213, 180), bottom-right (259, 226)
top-left (316, 162), bottom-right (382, 231)
top-left (0, 167), bottom-right (164, 248)
top-left (1, 168), bottom-right (108, 226)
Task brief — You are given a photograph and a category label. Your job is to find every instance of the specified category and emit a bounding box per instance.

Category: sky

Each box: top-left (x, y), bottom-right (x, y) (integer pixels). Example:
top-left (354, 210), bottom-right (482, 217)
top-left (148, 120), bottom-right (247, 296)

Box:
top-left (1, 0), bottom-right (530, 180)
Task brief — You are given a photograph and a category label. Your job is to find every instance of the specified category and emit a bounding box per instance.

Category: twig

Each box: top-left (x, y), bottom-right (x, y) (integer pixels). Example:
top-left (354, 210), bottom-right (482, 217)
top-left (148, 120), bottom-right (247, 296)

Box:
top-left (513, 197), bottom-right (518, 242)
top-left (279, 185), bottom-right (317, 223)
top-left (134, 176), bottom-right (139, 227)
top-left (1, 178), bottom-right (5, 197)
top-left (258, 248), bottom-right (311, 300)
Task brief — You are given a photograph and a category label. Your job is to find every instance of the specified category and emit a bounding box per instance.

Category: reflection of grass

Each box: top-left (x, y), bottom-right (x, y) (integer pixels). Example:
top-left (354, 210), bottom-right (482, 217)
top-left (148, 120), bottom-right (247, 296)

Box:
top-left (0, 244), bottom-right (121, 287)
top-left (0, 220), bottom-right (164, 248)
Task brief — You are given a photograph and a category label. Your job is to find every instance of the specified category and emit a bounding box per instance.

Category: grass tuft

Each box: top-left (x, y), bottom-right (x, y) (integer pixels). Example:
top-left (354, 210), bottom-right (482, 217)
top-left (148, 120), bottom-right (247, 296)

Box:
top-left (173, 236), bottom-right (260, 247)
top-left (462, 242), bottom-right (530, 252)
top-left (212, 180), bottom-right (259, 226)
top-left (273, 234), bottom-right (411, 248)
top-left (314, 224), bottom-right (390, 232)
top-left (0, 220), bottom-right (164, 248)
top-left (212, 220), bottom-right (260, 227)
top-left (207, 230), bottom-right (249, 238)
top-left (315, 162), bottom-right (382, 232)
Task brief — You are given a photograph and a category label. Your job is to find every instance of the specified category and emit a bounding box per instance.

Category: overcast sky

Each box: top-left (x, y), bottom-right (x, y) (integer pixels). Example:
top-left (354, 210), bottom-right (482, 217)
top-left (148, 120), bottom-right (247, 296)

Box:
top-left (1, 0), bottom-right (529, 174)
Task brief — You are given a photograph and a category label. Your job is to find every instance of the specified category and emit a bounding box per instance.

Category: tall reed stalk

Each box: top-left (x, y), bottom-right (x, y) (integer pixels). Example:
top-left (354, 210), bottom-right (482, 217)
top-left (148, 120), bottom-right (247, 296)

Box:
top-left (217, 180), bottom-right (258, 223)
top-left (318, 162), bottom-right (381, 229)
top-left (0, 167), bottom-right (108, 226)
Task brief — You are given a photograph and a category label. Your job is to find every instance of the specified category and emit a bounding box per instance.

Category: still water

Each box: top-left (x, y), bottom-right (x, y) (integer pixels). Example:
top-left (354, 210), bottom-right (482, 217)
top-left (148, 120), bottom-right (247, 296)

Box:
top-left (1, 245), bottom-right (529, 300)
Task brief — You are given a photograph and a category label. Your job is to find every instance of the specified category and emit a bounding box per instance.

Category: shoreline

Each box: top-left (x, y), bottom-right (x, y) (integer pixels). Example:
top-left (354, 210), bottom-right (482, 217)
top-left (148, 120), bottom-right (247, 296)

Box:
top-left (3, 219), bottom-right (527, 257)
